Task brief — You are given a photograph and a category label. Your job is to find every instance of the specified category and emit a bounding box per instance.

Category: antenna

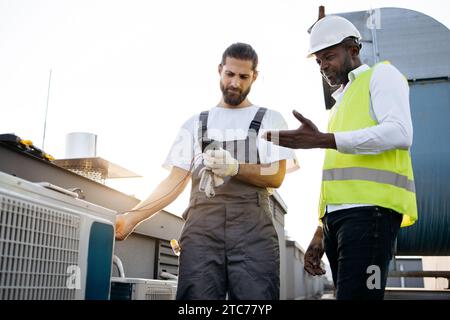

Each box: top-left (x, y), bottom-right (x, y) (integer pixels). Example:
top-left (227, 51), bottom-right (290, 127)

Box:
top-left (42, 69), bottom-right (52, 149)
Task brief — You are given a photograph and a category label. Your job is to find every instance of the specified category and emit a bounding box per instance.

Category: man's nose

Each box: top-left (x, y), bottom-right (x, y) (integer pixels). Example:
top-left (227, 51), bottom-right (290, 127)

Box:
top-left (320, 61), bottom-right (329, 73)
top-left (230, 77), bottom-right (241, 88)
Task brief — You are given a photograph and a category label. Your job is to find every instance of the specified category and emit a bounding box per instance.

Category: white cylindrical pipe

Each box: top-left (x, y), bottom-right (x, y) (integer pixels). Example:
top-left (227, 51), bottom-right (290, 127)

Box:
top-left (160, 271), bottom-right (178, 280)
top-left (113, 255), bottom-right (126, 278)
top-left (65, 132), bottom-right (97, 158)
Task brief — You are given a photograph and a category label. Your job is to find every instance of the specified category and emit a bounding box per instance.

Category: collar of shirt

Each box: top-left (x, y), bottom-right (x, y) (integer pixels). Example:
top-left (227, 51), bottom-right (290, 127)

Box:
top-left (331, 64), bottom-right (370, 103)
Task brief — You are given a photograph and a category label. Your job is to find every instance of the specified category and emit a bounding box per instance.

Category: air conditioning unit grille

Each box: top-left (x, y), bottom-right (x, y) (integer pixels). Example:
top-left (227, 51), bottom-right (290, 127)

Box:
top-left (111, 278), bottom-right (178, 300)
top-left (145, 287), bottom-right (173, 300)
top-left (0, 196), bottom-right (80, 300)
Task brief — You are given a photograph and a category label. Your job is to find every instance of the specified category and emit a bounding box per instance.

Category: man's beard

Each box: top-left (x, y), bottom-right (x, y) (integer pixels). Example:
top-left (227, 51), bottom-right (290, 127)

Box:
top-left (333, 54), bottom-right (353, 86)
top-left (220, 82), bottom-right (251, 106)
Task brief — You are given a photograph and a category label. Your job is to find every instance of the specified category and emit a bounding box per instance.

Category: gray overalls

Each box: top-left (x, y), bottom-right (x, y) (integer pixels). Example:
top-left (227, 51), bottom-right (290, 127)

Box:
top-left (176, 107), bottom-right (280, 300)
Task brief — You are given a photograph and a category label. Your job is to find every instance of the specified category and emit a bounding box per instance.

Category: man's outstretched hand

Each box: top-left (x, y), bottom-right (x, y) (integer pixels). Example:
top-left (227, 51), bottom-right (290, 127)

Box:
top-left (263, 110), bottom-right (336, 150)
top-left (304, 226), bottom-right (326, 276)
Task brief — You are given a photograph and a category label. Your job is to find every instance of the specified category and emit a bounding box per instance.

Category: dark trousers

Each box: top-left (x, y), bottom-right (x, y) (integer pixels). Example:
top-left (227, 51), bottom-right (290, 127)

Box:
top-left (323, 206), bottom-right (402, 300)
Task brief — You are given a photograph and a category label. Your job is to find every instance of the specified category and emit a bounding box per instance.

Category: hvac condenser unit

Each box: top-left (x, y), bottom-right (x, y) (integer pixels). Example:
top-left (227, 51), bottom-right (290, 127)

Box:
top-left (0, 171), bottom-right (116, 300)
top-left (110, 277), bottom-right (177, 300)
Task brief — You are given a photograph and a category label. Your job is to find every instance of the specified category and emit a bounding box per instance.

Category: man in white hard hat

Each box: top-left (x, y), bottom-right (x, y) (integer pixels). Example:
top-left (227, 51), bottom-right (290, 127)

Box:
top-left (265, 15), bottom-right (418, 299)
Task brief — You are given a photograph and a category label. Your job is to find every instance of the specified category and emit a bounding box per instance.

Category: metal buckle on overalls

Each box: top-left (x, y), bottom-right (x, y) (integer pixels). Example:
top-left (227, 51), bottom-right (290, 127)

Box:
top-left (250, 119), bottom-right (262, 131)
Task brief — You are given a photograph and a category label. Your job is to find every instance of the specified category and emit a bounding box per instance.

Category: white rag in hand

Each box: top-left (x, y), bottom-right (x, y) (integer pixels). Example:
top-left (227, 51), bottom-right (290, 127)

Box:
top-left (198, 167), bottom-right (224, 198)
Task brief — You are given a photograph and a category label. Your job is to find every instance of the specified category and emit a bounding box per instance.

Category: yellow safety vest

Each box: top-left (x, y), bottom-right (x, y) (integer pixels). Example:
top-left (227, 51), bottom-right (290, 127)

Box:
top-left (319, 62), bottom-right (418, 227)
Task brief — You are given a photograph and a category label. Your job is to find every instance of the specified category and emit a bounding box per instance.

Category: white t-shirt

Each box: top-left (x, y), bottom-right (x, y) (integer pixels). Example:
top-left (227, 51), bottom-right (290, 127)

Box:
top-left (163, 105), bottom-right (299, 173)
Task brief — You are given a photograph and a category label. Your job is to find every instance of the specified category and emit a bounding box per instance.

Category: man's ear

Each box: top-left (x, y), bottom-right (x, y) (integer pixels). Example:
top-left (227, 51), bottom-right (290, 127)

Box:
top-left (350, 44), bottom-right (360, 58)
top-left (218, 64), bottom-right (223, 75)
top-left (252, 70), bottom-right (258, 82)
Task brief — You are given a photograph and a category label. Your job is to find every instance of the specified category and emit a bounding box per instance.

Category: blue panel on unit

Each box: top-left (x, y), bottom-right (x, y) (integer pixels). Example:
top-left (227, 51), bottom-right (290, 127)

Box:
top-left (85, 222), bottom-right (114, 299)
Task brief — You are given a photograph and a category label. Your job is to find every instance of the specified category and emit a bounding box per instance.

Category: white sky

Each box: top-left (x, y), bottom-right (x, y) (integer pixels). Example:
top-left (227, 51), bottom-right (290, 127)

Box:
top-left (1, 0), bottom-right (449, 253)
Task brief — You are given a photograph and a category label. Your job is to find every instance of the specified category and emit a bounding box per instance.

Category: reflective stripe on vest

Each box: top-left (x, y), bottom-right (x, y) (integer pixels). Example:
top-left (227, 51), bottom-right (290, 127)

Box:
top-left (323, 167), bottom-right (415, 193)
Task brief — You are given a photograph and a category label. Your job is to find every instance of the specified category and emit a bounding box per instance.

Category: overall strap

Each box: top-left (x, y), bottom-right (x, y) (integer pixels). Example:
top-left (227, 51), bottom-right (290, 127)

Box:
top-left (246, 107), bottom-right (267, 164)
top-left (248, 107), bottom-right (267, 134)
top-left (198, 111), bottom-right (210, 152)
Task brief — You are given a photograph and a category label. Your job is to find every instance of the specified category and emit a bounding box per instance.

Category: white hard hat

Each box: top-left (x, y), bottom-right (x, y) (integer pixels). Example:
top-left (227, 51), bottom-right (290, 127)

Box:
top-left (307, 15), bottom-right (361, 58)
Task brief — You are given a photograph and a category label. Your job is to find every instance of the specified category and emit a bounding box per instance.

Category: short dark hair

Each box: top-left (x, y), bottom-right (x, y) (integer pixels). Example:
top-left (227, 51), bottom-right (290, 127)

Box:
top-left (221, 43), bottom-right (258, 70)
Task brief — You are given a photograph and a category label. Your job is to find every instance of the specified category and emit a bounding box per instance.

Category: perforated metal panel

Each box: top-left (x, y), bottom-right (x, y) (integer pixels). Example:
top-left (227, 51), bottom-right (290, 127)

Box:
top-left (67, 168), bottom-right (106, 184)
top-left (0, 195), bottom-right (80, 300)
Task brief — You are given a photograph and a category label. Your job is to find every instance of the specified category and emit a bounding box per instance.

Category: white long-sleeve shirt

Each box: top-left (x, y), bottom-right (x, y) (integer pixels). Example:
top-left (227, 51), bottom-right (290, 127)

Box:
top-left (327, 63), bottom-right (413, 213)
